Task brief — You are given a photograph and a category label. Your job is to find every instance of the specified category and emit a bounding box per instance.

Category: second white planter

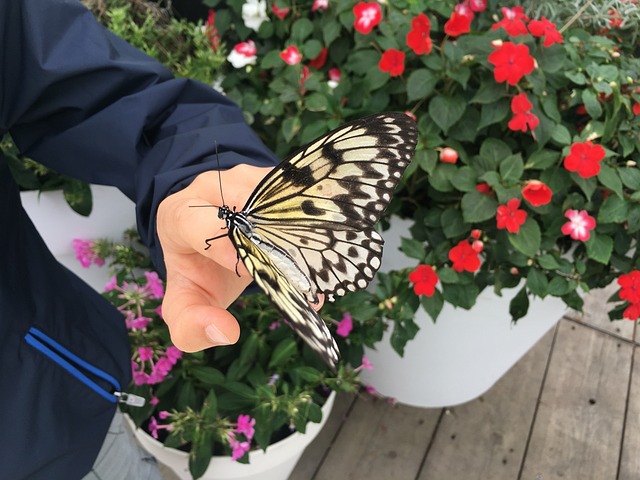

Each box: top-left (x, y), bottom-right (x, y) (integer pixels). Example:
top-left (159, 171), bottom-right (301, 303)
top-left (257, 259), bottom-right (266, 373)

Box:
top-left (359, 219), bottom-right (568, 408)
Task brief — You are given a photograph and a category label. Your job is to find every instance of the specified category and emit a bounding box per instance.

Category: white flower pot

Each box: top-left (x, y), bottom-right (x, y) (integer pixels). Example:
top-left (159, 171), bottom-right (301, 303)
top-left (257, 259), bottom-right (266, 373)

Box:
top-left (131, 392), bottom-right (335, 480)
top-left (360, 219), bottom-right (567, 408)
top-left (20, 185), bottom-right (136, 291)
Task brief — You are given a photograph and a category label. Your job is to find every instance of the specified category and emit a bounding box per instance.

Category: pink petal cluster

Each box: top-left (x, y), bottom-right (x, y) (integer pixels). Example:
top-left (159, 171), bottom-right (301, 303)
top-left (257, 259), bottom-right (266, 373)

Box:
top-left (228, 414), bottom-right (257, 461)
top-left (72, 239), bottom-right (105, 268)
top-left (561, 209), bottom-right (596, 241)
top-left (336, 312), bottom-right (353, 337)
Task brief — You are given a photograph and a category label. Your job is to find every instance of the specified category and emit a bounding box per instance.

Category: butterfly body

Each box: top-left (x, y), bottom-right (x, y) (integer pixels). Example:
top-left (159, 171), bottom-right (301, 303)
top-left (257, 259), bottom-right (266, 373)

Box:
top-left (209, 113), bottom-right (418, 368)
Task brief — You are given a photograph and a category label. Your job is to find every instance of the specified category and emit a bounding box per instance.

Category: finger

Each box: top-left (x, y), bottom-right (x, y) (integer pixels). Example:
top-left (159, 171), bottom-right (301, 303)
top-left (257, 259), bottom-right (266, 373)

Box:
top-left (162, 284), bottom-right (242, 352)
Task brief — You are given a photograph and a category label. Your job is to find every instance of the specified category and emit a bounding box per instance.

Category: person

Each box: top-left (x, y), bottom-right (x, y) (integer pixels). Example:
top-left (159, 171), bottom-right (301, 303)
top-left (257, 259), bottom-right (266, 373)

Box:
top-left (0, 0), bottom-right (284, 477)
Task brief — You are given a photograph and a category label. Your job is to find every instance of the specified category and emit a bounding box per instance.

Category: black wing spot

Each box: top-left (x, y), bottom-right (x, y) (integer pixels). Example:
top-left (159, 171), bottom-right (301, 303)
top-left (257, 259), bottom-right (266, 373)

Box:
top-left (301, 200), bottom-right (324, 216)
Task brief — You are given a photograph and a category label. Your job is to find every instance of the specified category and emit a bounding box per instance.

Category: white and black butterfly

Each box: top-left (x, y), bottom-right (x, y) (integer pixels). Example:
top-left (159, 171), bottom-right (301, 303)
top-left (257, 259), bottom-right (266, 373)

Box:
top-left (206, 112), bottom-right (418, 368)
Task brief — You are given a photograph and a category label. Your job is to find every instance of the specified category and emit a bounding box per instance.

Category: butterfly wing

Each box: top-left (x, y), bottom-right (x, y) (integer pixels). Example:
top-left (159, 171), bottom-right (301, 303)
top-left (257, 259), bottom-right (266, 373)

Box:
top-left (242, 112), bottom-right (418, 299)
top-left (230, 225), bottom-right (340, 368)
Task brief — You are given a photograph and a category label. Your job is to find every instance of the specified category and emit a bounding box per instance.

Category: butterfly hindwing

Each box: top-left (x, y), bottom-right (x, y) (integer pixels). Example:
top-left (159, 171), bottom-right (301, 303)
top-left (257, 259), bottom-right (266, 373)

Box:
top-left (231, 226), bottom-right (340, 368)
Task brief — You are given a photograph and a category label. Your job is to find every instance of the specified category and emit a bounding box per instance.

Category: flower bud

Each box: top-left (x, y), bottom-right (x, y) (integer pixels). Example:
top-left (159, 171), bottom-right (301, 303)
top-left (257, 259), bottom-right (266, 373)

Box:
top-left (627, 160), bottom-right (637, 167)
top-left (471, 240), bottom-right (484, 253)
top-left (510, 267), bottom-right (519, 275)
top-left (471, 229), bottom-right (482, 239)
top-left (490, 39), bottom-right (503, 48)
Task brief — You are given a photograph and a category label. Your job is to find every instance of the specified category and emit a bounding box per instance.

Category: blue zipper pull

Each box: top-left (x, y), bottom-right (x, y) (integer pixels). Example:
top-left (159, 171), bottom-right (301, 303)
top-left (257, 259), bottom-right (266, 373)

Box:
top-left (114, 391), bottom-right (147, 407)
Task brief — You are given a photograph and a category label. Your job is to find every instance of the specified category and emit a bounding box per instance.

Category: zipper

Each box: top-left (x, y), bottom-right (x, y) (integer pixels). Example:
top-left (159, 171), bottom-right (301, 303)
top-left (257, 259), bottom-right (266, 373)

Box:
top-left (24, 327), bottom-right (145, 407)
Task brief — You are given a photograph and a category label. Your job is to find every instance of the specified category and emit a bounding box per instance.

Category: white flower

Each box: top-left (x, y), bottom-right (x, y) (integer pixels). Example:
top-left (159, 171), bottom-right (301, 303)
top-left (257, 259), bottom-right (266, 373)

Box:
top-left (227, 40), bottom-right (258, 69)
top-left (242, 0), bottom-right (269, 32)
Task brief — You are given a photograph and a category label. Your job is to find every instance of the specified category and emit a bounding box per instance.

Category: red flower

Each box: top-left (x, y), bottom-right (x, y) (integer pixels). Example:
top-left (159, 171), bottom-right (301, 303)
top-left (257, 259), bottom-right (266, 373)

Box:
top-left (561, 209), bottom-right (596, 242)
top-left (633, 102), bottom-right (640, 116)
top-left (409, 265), bottom-right (439, 297)
top-left (353, 2), bottom-right (382, 35)
top-left (521, 180), bottom-right (552, 207)
top-left (309, 48), bottom-right (328, 69)
top-left (563, 141), bottom-right (606, 178)
top-left (468, 0), bottom-right (487, 12)
top-left (488, 42), bottom-right (535, 86)
top-left (444, 3), bottom-right (474, 37)
top-left (496, 198), bottom-right (528, 233)
top-left (280, 46), bottom-right (302, 65)
top-left (204, 9), bottom-right (220, 51)
top-left (618, 271), bottom-right (640, 304)
top-left (406, 13), bottom-right (432, 55)
top-left (476, 183), bottom-right (492, 195)
top-left (272, 3), bottom-right (290, 20)
top-left (609, 8), bottom-right (623, 28)
top-left (378, 49), bottom-right (405, 77)
top-left (492, 6), bottom-right (529, 36)
top-left (623, 303), bottom-right (640, 321)
top-left (528, 17), bottom-right (563, 47)
top-left (449, 240), bottom-right (481, 273)
top-left (508, 93), bottom-right (539, 133)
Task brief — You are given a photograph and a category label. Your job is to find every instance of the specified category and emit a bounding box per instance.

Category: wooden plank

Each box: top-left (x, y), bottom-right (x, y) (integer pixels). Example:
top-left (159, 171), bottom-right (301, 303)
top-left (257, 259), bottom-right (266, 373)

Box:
top-left (521, 321), bottom-right (632, 480)
top-left (416, 326), bottom-right (555, 480)
top-left (289, 393), bottom-right (356, 480)
top-left (618, 345), bottom-right (640, 480)
top-left (313, 395), bottom-right (441, 480)
top-left (564, 284), bottom-right (635, 341)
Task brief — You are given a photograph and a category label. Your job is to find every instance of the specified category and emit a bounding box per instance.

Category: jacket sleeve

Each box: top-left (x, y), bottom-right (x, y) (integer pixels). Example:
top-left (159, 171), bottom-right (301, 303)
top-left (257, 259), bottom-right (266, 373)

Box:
top-left (1, 0), bottom-right (279, 275)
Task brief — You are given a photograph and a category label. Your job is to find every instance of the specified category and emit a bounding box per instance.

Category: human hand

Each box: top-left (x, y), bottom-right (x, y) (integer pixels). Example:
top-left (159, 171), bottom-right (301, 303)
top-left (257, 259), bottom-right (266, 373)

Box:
top-left (157, 165), bottom-right (324, 353)
top-left (156, 165), bottom-right (270, 352)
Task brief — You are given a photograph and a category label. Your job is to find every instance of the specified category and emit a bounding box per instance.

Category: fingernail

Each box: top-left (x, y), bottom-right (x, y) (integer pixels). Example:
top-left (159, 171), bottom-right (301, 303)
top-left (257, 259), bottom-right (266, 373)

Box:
top-left (205, 324), bottom-right (231, 346)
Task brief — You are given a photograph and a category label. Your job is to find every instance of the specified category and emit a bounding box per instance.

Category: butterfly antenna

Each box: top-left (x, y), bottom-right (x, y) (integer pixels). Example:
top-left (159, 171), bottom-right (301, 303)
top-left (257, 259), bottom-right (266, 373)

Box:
top-left (215, 141), bottom-right (226, 207)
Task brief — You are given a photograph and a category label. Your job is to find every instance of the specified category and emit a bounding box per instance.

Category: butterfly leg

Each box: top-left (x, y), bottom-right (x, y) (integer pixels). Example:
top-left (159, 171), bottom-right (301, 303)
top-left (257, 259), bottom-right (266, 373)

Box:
top-left (204, 232), bottom-right (228, 251)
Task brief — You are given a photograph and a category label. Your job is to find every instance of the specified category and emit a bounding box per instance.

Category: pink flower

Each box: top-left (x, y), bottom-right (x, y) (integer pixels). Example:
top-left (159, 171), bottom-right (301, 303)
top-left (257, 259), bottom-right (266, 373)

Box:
top-left (336, 312), bottom-right (353, 337)
top-left (280, 45), bottom-right (302, 65)
top-left (228, 432), bottom-right (251, 461)
top-left (236, 415), bottom-right (256, 440)
top-left (138, 347), bottom-right (153, 362)
top-left (492, 6), bottom-right (529, 36)
top-left (328, 68), bottom-right (341, 88)
top-left (72, 239), bottom-right (105, 268)
top-left (561, 209), bottom-right (596, 241)
top-left (468, 0), bottom-right (487, 12)
top-left (165, 346), bottom-right (183, 364)
top-left (147, 416), bottom-right (173, 438)
top-left (144, 271), bottom-right (164, 299)
top-left (360, 355), bottom-right (373, 371)
top-left (227, 40), bottom-right (258, 68)
top-left (272, 3), bottom-right (289, 19)
top-left (312, 0), bottom-right (328, 11)
top-left (104, 275), bottom-right (118, 292)
top-left (353, 2), bottom-right (382, 35)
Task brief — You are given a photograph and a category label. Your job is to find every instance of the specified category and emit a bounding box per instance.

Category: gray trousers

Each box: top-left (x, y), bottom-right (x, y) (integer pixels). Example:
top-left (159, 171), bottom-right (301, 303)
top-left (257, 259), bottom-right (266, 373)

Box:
top-left (82, 409), bottom-right (162, 480)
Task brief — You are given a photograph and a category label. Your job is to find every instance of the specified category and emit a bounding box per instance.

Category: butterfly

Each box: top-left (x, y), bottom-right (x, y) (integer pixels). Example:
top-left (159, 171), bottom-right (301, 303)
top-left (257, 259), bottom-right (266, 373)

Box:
top-left (206, 112), bottom-right (418, 369)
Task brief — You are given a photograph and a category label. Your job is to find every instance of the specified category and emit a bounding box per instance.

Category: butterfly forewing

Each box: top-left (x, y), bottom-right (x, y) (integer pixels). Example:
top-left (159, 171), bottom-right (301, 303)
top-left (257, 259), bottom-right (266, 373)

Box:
top-left (242, 112), bottom-right (418, 296)
top-left (221, 112), bottom-right (418, 368)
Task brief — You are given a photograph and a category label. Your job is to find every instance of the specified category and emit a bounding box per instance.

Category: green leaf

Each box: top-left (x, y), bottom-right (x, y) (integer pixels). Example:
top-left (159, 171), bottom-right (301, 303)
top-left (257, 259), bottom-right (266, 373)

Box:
top-left (525, 149), bottom-right (560, 170)
top-left (428, 95), bottom-right (466, 134)
top-left (400, 237), bottom-right (426, 261)
top-left (407, 69), bottom-right (438, 102)
top-left (598, 195), bottom-right (629, 223)
top-left (281, 116), bottom-right (301, 143)
top-left (582, 89), bottom-right (603, 119)
top-left (620, 167), bottom-right (640, 190)
top-left (269, 338), bottom-right (298, 368)
top-left (509, 218), bottom-right (541, 257)
top-left (550, 124), bottom-right (572, 145)
top-left (461, 191), bottom-right (499, 223)
top-left (470, 77), bottom-right (508, 104)
top-left (449, 166), bottom-right (478, 192)
top-left (63, 180), bottom-right (92, 216)
top-left (441, 209), bottom-right (468, 239)
top-left (499, 154), bottom-right (524, 184)
top-left (526, 269), bottom-right (548, 297)
top-left (509, 287), bottom-right (530, 322)
top-left (537, 254), bottom-right (561, 270)
top-left (441, 282), bottom-right (479, 309)
top-left (597, 164), bottom-right (624, 198)
top-left (477, 98), bottom-right (509, 130)
top-left (302, 39), bottom-right (323, 59)
top-left (191, 366), bottom-right (225, 385)
top-left (189, 431), bottom-right (215, 480)
top-left (478, 138), bottom-right (512, 170)
top-left (421, 291), bottom-right (444, 323)
top-left (429, 163), bottom-right (456, 192)
top-left (585, 233), bottom-right (613, 265)
top-left (239, 332), bottom-right (259, 365)
top-left (201, 390), bottom-right (218, 420)
top-left (291, 18), bottom-right (314, 41)
top-left (305, 93), bottom-right (330, 112)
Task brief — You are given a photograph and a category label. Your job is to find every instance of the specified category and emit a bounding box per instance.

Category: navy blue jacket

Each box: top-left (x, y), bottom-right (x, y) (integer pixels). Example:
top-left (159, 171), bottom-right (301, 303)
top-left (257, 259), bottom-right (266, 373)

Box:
top-left (0, 1), bottom-right (278, 478)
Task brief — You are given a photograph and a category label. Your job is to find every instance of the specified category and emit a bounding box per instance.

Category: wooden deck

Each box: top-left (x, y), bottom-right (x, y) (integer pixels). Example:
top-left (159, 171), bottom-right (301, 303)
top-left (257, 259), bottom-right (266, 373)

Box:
top-left (160, 287), bottom-right (640, 479)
